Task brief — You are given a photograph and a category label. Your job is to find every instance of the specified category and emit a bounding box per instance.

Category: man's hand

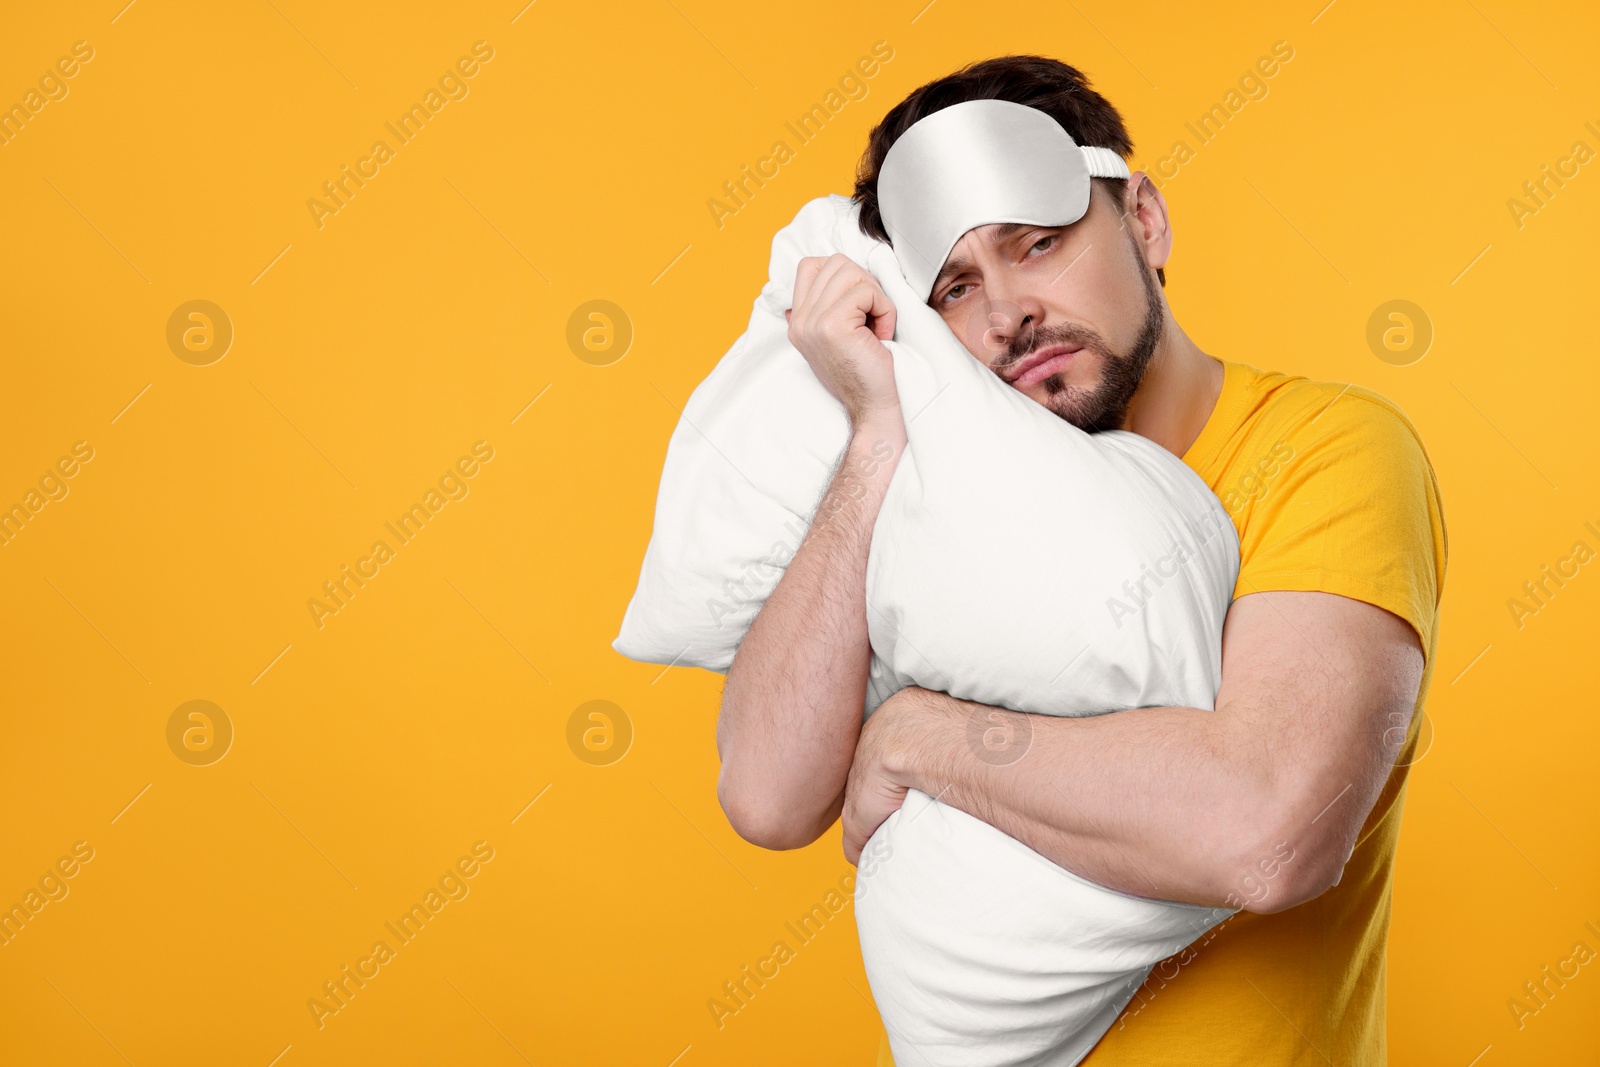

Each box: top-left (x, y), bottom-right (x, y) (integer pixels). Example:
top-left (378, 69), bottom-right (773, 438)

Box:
top-left (785, 253), bottom-right (901, 427)
top-left (840, 688), bottom-right (935, 864)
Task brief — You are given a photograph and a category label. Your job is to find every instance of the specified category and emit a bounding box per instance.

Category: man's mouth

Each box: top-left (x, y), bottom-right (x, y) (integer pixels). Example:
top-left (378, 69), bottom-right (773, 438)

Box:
top-left (1003, 344), bottom-right (1082, 388)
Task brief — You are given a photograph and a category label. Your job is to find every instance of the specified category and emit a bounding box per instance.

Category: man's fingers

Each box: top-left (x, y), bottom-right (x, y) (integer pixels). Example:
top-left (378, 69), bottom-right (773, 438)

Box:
top-left (840, 279), bottom-right (896, 342)
top-left (810, 257), bottom-right (865, 316)
top-left (841, 808), bottom-right (864, 866)
top-left (868, 283), bottom-right (897, 341)
top-left (791, 256), bottom-right (828, 318)
top-left (812, 264), bottom-right (893, 339)
top-left (794, 255), bottom-right (897, 332)
top-left (802, 255), bottom-right (865, 307)
top-left (793, 255), bottom-right (857, 316)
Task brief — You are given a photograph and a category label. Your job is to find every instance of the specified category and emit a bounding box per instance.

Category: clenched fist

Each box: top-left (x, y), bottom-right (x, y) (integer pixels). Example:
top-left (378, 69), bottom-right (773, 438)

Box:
top-left (785, 254), bottom-right (903, 429)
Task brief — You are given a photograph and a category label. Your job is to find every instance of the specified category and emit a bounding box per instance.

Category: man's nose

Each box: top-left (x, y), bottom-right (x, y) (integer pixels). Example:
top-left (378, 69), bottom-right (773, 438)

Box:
top-left (970, 290), bottom-right (1044, 358)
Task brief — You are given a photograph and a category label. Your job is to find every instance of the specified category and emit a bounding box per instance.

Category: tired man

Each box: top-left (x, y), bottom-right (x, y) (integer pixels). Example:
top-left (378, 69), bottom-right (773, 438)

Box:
top-left (715, 55), bottom-right (1446, 1065)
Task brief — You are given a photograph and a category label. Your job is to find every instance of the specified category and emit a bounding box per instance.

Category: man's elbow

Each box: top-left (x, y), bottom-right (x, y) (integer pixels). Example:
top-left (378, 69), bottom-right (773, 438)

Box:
top-left (717, 772), bottom-right (828, 852)
top-left (1223, 825), bottom-right (1350, 915)
top-left (1239, 863), bottom-right (1339, 914)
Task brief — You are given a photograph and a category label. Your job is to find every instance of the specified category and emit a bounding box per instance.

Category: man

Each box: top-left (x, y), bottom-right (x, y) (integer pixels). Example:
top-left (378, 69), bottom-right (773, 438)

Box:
top-left (715, 55), bottom-right (1446, 1064)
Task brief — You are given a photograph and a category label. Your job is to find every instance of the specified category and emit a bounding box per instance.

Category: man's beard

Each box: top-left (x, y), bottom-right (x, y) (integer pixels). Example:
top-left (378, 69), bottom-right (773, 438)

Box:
top-left (998, 230), bottom-right (1165, 433)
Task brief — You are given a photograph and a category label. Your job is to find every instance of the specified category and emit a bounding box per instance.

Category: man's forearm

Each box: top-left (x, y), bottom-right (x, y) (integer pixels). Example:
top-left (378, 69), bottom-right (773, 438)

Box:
top-left (855, 590), bottom-right (1424, 912)
top-left (716, 415), bottom-right (907, 848)
top-left (878, 688), bottom-right (1277, 909)
top-left (857, 591), bottom-right (1420, 908)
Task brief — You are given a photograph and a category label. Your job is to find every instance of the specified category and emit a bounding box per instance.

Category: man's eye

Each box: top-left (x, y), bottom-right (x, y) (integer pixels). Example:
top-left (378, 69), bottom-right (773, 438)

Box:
top-left (1031, 235), bottom-right (1057, 253)
top-left (941, 283), bottom-right (970, 304)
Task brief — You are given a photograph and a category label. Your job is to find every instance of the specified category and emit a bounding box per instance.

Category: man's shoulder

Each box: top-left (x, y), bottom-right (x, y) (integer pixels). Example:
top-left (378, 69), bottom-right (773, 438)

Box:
top-left (1225, 360), bottom-right (1432, 469)
top-left (1219, 363), bottom-right (1448, 657)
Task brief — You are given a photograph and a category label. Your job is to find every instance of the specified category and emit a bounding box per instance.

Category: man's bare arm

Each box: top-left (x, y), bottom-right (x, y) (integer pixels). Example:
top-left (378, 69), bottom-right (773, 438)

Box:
top-left (717, 418), bottom-right (905, 848)
top-left (842, 589), bottom-right (1425, 912)
top-left (716, 253), bottom-right (906, 850)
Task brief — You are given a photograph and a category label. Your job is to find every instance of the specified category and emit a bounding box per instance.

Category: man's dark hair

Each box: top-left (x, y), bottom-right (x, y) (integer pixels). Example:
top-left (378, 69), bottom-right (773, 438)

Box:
top-left (852, 55), bottom-right (1164, 287)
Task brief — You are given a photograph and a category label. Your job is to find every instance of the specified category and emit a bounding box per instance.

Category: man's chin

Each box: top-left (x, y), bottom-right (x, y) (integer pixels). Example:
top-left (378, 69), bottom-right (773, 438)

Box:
top-left (1026, 378), bottom-right (1112, 433)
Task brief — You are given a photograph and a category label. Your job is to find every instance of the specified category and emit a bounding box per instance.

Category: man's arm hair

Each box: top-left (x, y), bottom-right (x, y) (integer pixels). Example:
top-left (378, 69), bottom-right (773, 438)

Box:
top-left (861, 589), bottom-right (1425, 911)
top-left (716, 415), bottom-right (907, 849)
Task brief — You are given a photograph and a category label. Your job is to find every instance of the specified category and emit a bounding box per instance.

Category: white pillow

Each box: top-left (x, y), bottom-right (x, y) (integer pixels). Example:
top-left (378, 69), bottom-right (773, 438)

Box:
top-left (613, 192), bottom-right (1238, 721)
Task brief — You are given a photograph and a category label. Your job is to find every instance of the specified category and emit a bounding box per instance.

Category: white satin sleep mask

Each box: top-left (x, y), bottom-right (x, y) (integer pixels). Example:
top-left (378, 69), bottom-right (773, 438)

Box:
top-left (877, 98), bottom-right (1131, 301)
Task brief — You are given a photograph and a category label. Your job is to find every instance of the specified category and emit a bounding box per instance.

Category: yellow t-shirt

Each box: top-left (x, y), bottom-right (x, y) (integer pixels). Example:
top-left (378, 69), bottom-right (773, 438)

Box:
top-left (875, 357), bottom-right (1448, 1065)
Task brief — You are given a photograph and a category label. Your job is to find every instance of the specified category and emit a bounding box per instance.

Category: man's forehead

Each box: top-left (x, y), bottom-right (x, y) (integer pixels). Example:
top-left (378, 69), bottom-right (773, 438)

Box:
top-left (931, 222), bottom-right (1042, 291)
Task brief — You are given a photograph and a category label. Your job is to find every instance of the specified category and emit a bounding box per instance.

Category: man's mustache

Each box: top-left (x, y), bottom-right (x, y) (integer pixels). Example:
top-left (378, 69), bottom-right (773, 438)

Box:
top-left (995, 321), bottom-right (1109, 377)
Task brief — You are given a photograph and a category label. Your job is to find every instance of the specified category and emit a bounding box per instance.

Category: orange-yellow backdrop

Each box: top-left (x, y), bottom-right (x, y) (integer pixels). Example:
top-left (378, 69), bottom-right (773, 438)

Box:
top-left (2, 0), bottom-right (1597, 1064)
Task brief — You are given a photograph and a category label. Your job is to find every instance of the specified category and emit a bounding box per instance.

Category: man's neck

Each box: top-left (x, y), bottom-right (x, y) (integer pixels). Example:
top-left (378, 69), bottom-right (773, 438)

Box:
top-left (1122, 317), bottom-right (1224, 459)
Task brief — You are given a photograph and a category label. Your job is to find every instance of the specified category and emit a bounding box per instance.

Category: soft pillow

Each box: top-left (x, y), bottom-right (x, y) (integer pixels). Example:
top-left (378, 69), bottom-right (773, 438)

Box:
top-left (613, 192), bottom-right (1238, 721)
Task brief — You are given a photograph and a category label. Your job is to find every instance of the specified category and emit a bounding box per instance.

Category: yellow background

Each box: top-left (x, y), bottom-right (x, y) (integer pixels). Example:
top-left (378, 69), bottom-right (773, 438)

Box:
top-left (2, 0), bottom-right (1596, 1063)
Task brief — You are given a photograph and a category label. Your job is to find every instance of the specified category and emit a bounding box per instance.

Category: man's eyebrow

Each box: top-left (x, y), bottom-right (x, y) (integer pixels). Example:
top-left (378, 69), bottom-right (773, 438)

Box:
top-left (931, 222), bottom-right (1034, 291)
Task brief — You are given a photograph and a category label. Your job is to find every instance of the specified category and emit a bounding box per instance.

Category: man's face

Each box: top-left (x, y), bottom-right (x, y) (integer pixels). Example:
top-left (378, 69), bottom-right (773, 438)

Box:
top-left (926, 183), bottom-right (1166, 433)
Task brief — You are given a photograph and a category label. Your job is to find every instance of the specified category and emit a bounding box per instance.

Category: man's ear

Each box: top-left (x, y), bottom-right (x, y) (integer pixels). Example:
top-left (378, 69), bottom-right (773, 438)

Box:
top-left (1125, 173), bottom-right (1173, 274)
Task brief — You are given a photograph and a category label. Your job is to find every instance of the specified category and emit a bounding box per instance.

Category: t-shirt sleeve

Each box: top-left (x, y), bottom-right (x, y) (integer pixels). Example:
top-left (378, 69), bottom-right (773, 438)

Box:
top-left (1232, 396), bottom-right (1447, 660)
